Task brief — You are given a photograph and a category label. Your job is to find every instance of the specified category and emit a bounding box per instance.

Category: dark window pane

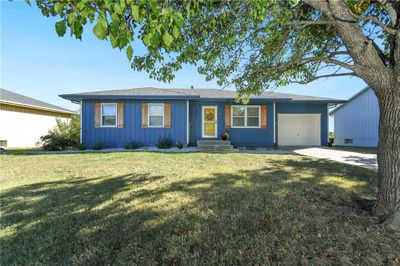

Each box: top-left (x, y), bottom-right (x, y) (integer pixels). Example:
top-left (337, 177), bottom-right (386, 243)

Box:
top-left (247, 117), bottom-right (259, 127)
top-left (149, 116), bottom-right (163, 127)
top-left (102, 116), bottom-right (116, 126)
top-left (247, 107), bottom-right (259, 116)
top-left (232, 117), bottom-right (245, 127)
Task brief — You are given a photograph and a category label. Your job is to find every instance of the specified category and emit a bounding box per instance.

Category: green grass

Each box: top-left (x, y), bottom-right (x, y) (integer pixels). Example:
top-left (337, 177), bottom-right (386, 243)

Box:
top-left (1, 147), bottom-right (40, 155)
top-left (333, 145), bottom-right (378, 154)
top-left (0, 152), bottom-right (398, 265)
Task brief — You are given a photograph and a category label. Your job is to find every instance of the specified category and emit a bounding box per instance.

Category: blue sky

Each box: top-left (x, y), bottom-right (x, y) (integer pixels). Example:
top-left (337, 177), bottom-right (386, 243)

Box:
top-left (1, 1), bottom-right (367, 129)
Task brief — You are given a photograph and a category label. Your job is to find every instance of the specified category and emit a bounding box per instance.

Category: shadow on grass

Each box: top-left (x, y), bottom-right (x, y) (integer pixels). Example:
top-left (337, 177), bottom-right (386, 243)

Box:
top-left (1, 157), bottom-right (398, 265)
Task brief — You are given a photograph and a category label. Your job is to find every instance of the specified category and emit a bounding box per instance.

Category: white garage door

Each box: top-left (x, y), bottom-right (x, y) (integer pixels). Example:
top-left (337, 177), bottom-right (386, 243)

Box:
top-left (278, 114), bottom-right (321, 146)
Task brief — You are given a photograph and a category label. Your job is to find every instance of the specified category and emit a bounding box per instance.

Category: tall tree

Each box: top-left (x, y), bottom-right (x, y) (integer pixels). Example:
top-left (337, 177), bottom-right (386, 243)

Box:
top-left (31, 0), bottom-right (399, 230)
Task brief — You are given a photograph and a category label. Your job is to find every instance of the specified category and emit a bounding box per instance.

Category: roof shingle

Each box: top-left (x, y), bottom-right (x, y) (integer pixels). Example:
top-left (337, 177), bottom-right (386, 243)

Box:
top-left (1, 88), bottom-right (76, 114)
top-left (60, 87), bottom-right (346, 103)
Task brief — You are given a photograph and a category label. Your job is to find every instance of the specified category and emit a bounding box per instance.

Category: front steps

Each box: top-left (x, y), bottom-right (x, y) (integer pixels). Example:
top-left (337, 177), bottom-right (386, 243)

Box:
top-left (197, 140), bottom-right (234, 152)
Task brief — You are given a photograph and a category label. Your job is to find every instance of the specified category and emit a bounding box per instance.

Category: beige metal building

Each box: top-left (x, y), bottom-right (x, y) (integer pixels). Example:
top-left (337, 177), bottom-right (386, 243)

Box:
top-left (0, 89), bottom-right (76, 148)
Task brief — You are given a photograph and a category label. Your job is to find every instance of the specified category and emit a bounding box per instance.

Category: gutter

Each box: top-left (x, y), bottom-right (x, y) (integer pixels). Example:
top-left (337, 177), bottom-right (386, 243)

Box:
top-left (59, 94), bottom-right (200, 101)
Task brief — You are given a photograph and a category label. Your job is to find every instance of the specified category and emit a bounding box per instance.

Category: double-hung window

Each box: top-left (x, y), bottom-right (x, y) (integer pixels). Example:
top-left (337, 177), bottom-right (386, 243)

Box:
top-left (148, 103), bottom-right (165, 127)
top-left (101, 103), bottom-right (117, 127)
top-left (231, 106), bottom-right (260, 128)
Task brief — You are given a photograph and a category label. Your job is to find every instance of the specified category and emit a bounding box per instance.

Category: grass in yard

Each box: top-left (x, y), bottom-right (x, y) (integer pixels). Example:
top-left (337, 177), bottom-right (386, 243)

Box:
top-left (1, 147), bottom-right (40, 155)
top-left (0, 152), bottom-right (398, 265)
top-left (333, 145), bottom-right (378, 154)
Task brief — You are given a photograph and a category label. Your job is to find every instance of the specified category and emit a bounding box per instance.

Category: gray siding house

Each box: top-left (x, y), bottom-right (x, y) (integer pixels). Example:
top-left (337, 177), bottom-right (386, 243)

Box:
top-left (330, 87), bottom-right (379, 147)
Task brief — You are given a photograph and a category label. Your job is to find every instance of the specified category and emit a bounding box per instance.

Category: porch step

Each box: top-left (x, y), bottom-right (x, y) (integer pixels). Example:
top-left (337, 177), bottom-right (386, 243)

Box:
top-left (197, 140), bottom-right (233, 152)
top-left (197, 140), bottom-right (232, 146)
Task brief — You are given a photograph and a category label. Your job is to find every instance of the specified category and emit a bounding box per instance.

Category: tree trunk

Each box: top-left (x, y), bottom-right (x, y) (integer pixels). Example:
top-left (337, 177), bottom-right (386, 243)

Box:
top-left (373, 84), bottom-right (400, 231)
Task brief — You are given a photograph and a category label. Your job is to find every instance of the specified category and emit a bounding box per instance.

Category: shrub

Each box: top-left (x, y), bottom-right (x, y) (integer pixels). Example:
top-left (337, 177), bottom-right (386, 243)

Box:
top-left (38, 115), bottom-right (80, 151)
top-left (176, 141), bottom-right (184, 149)
top-left (156, 137), bottom-right (172, 149)
top-left (92, 140), bottom-right (104, 150)
top-left (124, 140), bottom-right (141, 150)
top-left (76, 143), bottom-right (86, 150)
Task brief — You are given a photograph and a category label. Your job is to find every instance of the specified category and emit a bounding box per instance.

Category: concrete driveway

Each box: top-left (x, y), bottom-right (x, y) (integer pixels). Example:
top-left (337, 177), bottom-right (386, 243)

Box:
top-left (290, 147), bottom-right (378, 170)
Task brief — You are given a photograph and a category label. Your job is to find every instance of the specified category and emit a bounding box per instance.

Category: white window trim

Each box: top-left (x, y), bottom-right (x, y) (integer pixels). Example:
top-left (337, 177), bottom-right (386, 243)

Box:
top-left (231, 105), bottom-right (261, 128)
top-left (148, 103), bottom-right (165, 128)
top-left (100, 103), bottom-right (117, 128)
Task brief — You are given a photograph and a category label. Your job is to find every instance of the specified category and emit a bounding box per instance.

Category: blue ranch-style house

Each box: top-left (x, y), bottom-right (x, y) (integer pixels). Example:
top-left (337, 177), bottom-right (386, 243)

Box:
top-left (60, 87), bottom-right (346, 148)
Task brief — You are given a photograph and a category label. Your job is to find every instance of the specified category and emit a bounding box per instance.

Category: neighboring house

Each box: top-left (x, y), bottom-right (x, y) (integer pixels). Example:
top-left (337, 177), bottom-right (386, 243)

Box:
top-left (0, 89), bottom-right (76, 147)
top-left (60, 87), bottom-right (346, 148)
top-left (330, 87), bottom-right (379, 147)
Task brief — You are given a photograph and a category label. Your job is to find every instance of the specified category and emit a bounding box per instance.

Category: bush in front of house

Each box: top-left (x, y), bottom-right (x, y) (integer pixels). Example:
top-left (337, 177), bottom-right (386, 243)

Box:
top-left (38, 115), bottom-right (80, 151)
top-left (91, 140), bottom-right (104, 150)
top-left (156, 137), bottom-right (173, 149)
top-left (124, 140), bottom-right (141, 150)
top-left (176, 141), bottom-right (184, 149)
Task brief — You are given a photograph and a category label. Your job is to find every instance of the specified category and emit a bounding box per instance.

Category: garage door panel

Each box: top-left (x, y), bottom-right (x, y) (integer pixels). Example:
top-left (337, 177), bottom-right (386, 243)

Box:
top-left (278, 114), bottom-right (321, 146)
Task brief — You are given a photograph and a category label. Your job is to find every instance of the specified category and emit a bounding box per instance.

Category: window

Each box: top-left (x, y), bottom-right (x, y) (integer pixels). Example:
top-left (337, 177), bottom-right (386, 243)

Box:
top-left (231, 106), bottom-right (260, 128)
top-left (148, 103), bottom-right (164, 127)
top-left (232, 106), bottom-right (245, 127)
top-left (246, 106), bottom-right (260, 127)
top-left (0, 140), bottom-right (7, 148)
top-left (101, 103), bottom-right (117, 127)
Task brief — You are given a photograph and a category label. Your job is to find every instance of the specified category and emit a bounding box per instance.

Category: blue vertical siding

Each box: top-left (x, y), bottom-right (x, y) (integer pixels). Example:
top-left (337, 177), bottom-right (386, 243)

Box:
top-left (82, 100), bottom-right (187, 148)
top-left (189, 101), bottom-right (274, 147)
top-left (275, 102), bottom-right (329, 146)
top-left (333, 88), bottom-right (379, 147)
top-left (81, 98), bottom-right (329, 148)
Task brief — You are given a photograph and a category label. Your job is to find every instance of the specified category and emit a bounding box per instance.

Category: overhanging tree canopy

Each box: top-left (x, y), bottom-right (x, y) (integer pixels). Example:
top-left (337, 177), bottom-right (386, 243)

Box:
top-left (30, 0), bottom-right (399, 230)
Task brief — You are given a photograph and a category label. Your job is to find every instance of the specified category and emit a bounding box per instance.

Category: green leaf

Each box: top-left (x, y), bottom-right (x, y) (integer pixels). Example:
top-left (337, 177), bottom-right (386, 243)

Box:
top-left (98, 15), bottom-right (108, 28)
top-left (110, 35), bottom-right (118, 48)
top-left (174, 12), bottom-right (184, 27)
top-left (126, 45), bottom-right (133, 60)
top-left (76, 1), bottom-right (85, 11)
top-left (172, 25), bottom-right (180, 39)
top-left (114, 3), bottom-right (123, 15)
top-left (111, 13), bottom-right (120, 23)
top-left (54, 2), bottom-right (64, 13)
top-left (131, 5), bottom-right (140, 22)
top-left (151, 31), bottom-right (159, 46)
top-left (67, 12), bottom-right (75, 24)
top-left (55, 20), bottom-right (66, 37)
top-left (143, 33), bottom-right (152, 47)
top-left (93, 22), bottom-right (107, 40)
top-left (162, 31), bottom-right (173, 47)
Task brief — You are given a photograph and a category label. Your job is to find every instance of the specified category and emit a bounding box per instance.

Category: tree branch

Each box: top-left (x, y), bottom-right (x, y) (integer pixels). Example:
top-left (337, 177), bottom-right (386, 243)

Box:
top-left (291, 72), bottom-right (356, 84)
top-left (323, 58), bottom-right (354, 69)
top-left (378, 0), bottom-right (398, 26)
top-left (286, 20), bottom-right (335, 26)
top-left (349, 11), bottom-right (397, 35)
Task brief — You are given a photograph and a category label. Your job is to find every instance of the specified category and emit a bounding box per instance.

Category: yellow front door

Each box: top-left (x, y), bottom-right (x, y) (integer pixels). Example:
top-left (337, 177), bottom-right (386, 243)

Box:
top-left (203, 106), bottom-right (217, 138)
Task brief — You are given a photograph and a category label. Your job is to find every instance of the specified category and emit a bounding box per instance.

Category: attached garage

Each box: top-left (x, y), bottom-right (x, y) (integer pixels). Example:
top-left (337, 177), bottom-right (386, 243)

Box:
top-left (277, 114), bottom-right (321, 146)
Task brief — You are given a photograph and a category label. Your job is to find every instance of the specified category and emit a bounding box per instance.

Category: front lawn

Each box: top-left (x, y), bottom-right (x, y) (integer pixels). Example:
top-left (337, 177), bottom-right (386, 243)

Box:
top-left (0, 152), bottom-right (398, 265)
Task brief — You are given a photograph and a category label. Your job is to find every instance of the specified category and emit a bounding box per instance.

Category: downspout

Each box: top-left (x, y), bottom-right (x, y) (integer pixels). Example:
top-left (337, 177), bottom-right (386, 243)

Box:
top-left (273, 102), bottom-right (276, 145)
top-left (186, 100), bottom-right (189, 146)
top-left (80, 100), bottom-right (82, 144)
top-left (327, 104), bottom-right (329, 144)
